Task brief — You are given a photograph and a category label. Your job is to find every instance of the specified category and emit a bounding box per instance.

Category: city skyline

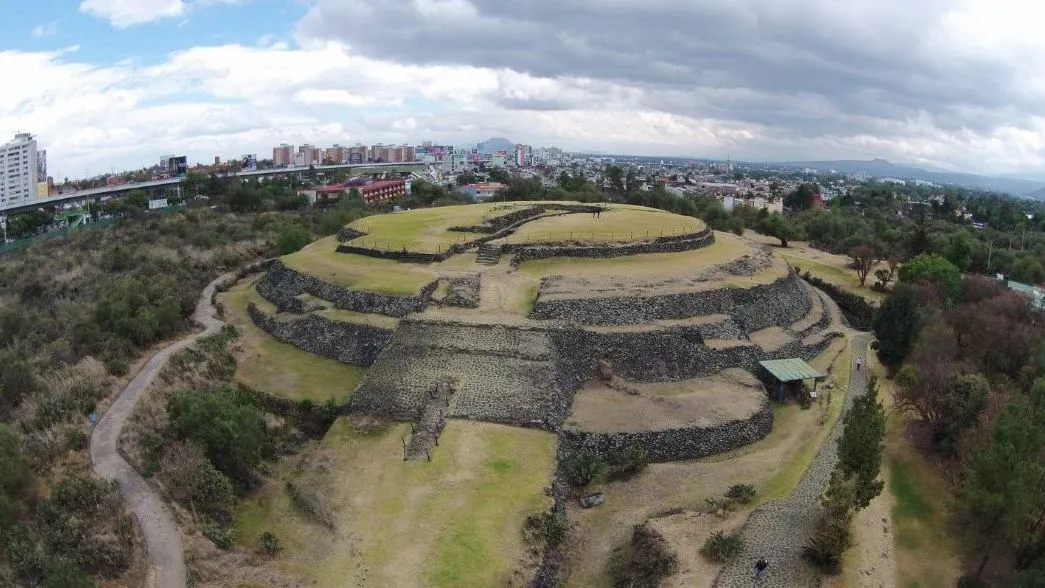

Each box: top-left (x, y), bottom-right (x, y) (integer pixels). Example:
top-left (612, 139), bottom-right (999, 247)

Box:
top-left (4, 1), bottom-right (1045, 178)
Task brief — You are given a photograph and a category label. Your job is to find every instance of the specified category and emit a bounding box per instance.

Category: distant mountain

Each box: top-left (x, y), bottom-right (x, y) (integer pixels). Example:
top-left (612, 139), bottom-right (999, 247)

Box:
top-left (775, 159), bottom-right (1045, 197)
top-left (476, 137), bottom-right (516, 154)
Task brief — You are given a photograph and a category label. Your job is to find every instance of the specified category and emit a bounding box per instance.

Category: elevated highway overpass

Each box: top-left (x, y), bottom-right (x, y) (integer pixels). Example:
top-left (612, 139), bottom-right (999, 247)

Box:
top-left (0, 161), bottom-right (428, 215)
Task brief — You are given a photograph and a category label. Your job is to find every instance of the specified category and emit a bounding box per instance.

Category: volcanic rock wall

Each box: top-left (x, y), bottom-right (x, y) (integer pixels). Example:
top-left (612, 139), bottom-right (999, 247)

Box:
top-left (247, 303), bottom-right (394, 366)
top-left (256, 261), bottom-right (436, 317)
top-left (532, 269), bottom-right (810, 329)
top-left (347, 321), bottom-right (577, 429)
top-left (507, 228), bottom-right (714, 265)
top-left (561, 403), bottom-right (774, 463)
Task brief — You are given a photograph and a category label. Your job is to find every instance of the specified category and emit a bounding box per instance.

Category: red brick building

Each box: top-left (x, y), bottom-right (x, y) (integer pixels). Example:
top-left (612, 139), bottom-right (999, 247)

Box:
top-left (359, 179), bottom-right (406, 204)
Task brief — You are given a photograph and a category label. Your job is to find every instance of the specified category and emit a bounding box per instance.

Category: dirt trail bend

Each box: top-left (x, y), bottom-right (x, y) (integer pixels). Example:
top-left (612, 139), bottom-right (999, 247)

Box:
top-left (90, 272), bottom-right (232, 588)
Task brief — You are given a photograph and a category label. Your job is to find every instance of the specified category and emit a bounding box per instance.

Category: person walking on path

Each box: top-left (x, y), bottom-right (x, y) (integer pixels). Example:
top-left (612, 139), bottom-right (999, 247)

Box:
top-left (856, 356), bottom-right (863, 371)
top-left (755, 557), bottom-right (769, 580)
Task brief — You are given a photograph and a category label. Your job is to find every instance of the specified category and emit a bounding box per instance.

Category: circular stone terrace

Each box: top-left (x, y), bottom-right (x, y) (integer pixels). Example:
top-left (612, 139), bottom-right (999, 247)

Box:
top-left (236, 201), bottom-right (842, 463)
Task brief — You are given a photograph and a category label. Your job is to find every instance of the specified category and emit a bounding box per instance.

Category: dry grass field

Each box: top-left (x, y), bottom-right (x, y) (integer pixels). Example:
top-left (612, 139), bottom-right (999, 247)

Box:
top-left (234, 419), bottom-right (557, 587)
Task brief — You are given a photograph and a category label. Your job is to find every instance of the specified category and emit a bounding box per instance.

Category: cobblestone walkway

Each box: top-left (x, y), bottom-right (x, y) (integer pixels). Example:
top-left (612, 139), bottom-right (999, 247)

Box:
top-left (714, 333), bottom-right (871, 588)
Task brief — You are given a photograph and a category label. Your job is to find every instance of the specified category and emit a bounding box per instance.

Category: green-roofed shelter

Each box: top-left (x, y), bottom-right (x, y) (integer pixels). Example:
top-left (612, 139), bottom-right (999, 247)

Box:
top-left (758, 358), bottom-right (826, 402)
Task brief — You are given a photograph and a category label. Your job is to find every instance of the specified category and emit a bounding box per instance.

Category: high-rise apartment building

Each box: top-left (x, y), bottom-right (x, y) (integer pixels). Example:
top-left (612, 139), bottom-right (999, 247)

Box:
top-left (273, 144), bottom-right (293, 167)
top-left (298, 144), bottom-right (322, 165)
top-left (325, 145), bottom-right (348, 164)
top-left (1, 133), bottom-right (42, 208)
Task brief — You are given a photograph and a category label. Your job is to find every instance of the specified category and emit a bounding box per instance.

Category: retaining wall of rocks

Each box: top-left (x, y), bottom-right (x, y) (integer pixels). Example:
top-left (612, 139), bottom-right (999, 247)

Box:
top-left (561, 403), bottom-right (773, 463)
top-left (446, 206), bottom-right (546, 233)
top-left (533, 268), bottom-right (809, 328)
top-left (508, 228), bottom-right (714, 266)
top-left (247, 303), bottom-right (394, 366)
top-left (551, 322), bottom-right (840, 385)
top-left (256, 260), bottom-right (436, 317)
top-left (346, 320), bottom-right (578, 429)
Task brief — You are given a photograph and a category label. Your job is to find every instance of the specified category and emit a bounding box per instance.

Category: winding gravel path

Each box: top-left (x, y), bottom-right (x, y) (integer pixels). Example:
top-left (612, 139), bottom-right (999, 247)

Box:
top-left (90, 272), bottom-right (232, 588)
top-left (713, 333), bottom-right (871, 588)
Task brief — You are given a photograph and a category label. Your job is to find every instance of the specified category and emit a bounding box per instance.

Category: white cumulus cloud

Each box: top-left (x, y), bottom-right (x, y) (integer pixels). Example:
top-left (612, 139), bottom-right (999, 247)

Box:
top-left (79, 0), bottom-right (243, 28)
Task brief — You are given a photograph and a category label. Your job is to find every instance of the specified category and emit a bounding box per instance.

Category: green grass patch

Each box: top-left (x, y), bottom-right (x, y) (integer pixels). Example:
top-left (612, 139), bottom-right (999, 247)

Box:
top-left (219, 279), bottom-right (367, 402)
top-left (518, 232), bottom-right (752, 278)
top-left (281, 236), bottom-right (437, 295)
top-left (346, 202), bottom-right (539, 253)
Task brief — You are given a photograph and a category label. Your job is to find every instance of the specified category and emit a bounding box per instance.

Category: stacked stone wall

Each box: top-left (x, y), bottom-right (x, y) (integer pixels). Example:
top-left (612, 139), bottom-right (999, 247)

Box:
top-left (257, 261), bottom-right (436, 317)
top-left (561, 404), bottom-right (773, 463)
top-left (507, 228), bottom-right (714, 266)
top-left (447, 206), bottom-right (546, 233)
top-left (533, 269), bottom-right (809, 329)
top-left (551, 323), bottom-right (840, 385)
top-left (247, 303), bottom-right (394, 366)
top-left (347, 321), bottom-right (576, 429)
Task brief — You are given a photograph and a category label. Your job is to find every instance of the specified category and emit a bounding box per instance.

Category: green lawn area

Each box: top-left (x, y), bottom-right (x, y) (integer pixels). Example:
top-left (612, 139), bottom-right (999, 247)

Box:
top-left (218, 277), bottom-right (367, 402)
top-left (771, 247), bottom-right (885, 303)
top-left (281, 236), bottom-right (437, 295)
top-left (507, 205), bottom-right (705, 244)
top-left (518, 231), bottom-right (751, 278)
top-left (306, 419), bottom-right (557, 587)
top-left (345, 202), bottom-right (538, 253)
top-left (314, 307), bottom-right (400, 329)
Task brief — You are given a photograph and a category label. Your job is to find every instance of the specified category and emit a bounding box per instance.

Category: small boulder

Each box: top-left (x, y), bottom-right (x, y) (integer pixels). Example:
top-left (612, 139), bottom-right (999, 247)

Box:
top-left (580, 492), bottom-right (606, 508)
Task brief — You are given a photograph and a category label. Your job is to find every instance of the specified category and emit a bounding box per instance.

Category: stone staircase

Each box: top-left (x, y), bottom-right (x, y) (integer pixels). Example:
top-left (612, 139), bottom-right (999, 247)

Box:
top-left (404, 381), bottom-right (453, 460)
top-left (475, 243), bottom-right (503, 265)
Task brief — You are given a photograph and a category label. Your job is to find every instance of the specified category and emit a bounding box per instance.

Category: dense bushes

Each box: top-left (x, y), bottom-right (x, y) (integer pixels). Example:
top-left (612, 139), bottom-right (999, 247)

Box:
top-left (700, 530), bottom-right (745, 562)
top-left (611, 524), bottom-right (679, 587)
top-left (168, 387), bottom-right (267, 487)
top-left (157, 440), bottom-right (236, 521)
top-left (36, 472), bottom-right (135, 579)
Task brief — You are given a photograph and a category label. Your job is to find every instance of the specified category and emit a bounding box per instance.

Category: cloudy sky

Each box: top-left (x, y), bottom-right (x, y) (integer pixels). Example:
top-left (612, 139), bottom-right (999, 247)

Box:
top-left (4, 0), bottom-right (1045, 178)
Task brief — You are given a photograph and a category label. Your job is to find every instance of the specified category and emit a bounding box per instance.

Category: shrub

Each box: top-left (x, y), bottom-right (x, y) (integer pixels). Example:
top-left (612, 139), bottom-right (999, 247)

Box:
top-left (157, 440), bottom-right (235, 521)
top-left (725, 483), bottom-right (757, 505)
top-left (612, 524), bottom-right (679, 587)
top-left (523, 511), bottom-right (568, 549)
top-left (275, 222), bottom-right (311, 255)
top-left (65, 428), bottom-right (88, 451)
top-left (804, 514), bottom-right (852, 574)
top-left (37, 471), bottom-right (134, 578)
top-left (700, 530), bottom-right (745, 562)
top-left (259, 531), bottom-right (282, 556)
top-left (607, 444), bottom-right (649, 482)
top-left (202, 523), bottom-right (233, 549)
top-left (564, 449), bottom-right (608, 487)
top-left (168, 387), bottom-right (266, 486)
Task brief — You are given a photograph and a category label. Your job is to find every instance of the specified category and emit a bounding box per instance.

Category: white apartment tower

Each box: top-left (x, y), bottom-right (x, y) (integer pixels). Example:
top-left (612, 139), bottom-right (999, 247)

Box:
top-left (1, 133), bottom-right (42, 208)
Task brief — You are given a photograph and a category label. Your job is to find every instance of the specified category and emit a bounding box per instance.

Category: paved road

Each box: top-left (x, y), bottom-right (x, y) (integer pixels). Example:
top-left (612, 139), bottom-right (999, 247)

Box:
top-left (714, 333), bottom-right (872, 588)
top-left (90, 272), bottom-right (232, 588)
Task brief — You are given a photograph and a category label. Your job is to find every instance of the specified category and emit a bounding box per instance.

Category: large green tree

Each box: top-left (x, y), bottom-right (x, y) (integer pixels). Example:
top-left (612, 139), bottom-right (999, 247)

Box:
top-left (836, 377), bottom-right (886, 508)
top-left (872, 284), bottom-right (923, 368)
top-left (961, 380), bottom-right (1045, 575)
top-left (757, 213), bottom-right (801, 247)
top-left (168, 388), bottom-right (267, 485)
top-left (898, 253), bottom-right (961, 302)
